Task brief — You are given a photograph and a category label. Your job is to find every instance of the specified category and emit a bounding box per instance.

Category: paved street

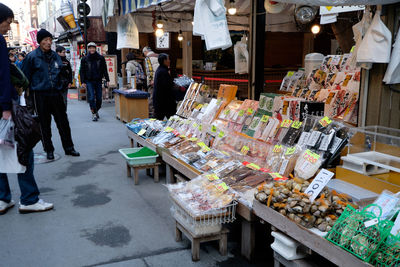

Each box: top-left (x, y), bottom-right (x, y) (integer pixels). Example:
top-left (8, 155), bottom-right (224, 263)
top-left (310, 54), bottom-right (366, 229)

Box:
top-left (1, 94), bottom-right (261, 267)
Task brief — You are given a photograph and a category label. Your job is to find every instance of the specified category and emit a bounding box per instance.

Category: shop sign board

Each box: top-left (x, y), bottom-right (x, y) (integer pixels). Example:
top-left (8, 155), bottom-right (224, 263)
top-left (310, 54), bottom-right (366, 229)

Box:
top-left (105, 55), bottom-right (117, 88)
top-left (320, 5), bottom-right (365, 15)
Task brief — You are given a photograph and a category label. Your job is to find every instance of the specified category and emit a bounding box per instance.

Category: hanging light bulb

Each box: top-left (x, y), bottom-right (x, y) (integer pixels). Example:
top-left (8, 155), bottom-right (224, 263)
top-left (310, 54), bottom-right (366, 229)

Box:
top-left (228, 0), bottom-right (237, 15)
top-left (191, 21), bottom-right (194, 26)
top-left (178, 30), bottom-right (183, 41)
top-left (311, 24), bottom-right (321, 35)
top-left (156, 16), bottom-right (164, 29)
top-left (155, 28), bottom-right (164, 37)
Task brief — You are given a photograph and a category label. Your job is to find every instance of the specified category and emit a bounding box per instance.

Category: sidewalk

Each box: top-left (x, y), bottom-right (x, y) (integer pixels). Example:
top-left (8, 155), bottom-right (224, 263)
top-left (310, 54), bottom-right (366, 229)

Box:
top-left (0, 96), bottom-right (260, 267)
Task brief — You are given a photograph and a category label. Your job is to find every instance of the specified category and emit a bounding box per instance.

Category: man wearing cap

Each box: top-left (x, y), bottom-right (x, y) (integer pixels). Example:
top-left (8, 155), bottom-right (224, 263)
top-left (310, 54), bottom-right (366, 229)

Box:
top-left (22, 29), bottom-right (79, 160)
top-left (142, 46), bottom-right (159, 117)
top-left (80, 42), bottom-right (109, 121)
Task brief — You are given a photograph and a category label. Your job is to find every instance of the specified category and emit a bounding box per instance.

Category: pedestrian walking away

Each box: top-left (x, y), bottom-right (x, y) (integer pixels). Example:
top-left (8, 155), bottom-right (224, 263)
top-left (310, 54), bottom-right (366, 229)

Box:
top-left (0, 3), bottom-right (53, 214)
top-left (142, 46), bottom-right (159, 118)
top-left (56, 45), bottom-right (73, 110)
top-left (79, 42), bottom-right (110, 122)
top-left (21, 29), bottom-right (80, 160)
top-left (125, 52), bottom-right (146, 90)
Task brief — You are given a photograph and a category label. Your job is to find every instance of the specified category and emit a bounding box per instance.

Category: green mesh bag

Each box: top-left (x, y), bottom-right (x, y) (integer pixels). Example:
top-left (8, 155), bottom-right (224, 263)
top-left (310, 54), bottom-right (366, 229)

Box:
top-left (326, 204), bottom-right (393, 263)
top-left (371, 234), bottom-right (400, 267)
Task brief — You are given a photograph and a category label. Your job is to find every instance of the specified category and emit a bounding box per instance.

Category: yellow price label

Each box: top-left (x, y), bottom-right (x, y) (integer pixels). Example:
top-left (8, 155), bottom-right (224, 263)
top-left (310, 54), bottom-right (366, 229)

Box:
top-left (189, 137), bottom-right (198, 142)
top-left (287, 71), bottom-right (295, 77)
top-left (198, 124), bottom-right (203, 131)
top-left (261, 115), bottom-right (270, 123)
top-left (303, 149), bottom-right (321, 163)
top-left (238, 110), bottom-right (245, 117)
top-left (281, 119), bottom-right (292, 128)
top-left (195, 104), bottom-right (203, 110)
top-left (223, 109), bottom-right (230, 115)
top-left (285, 147), bottom-right (296, 155)
top-left (206, 174), bottom-right (220, 181)
top-left (247, 108), bottom-right (254, 115)
top-left (291, 121), bottom-right (302, 129)
top-left (241, 145), bottom-right (250, 155)
top-left (247, 163), bottom-right (260, 170)
top-left (319, 116), bottom-right (332, 127)
top-left (137, 129), bottom-right (146, 136)
top-left (179, 135), bottom-right (186, 138)
top-left (215, 182), bottom-right (229, 192)
top-left (197, 142), bottom-right (211, 152)
top-left (218, 131), bottom-right (225, 138)
top-left (165, 127), bottom-right (174, 132)
top-left (149, 118), bottom-right (156, 121)
top-left (193, 122), bottom-right (198, 128)
top-left (273, 145), bottom-right (282, 153)
top-left (211, 125), bottom-right (217, 133)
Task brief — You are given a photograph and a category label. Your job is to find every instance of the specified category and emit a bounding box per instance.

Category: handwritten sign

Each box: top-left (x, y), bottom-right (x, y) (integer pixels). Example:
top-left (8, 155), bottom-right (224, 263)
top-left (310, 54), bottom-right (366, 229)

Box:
top-left (305, 169), bottom-right (334, 202)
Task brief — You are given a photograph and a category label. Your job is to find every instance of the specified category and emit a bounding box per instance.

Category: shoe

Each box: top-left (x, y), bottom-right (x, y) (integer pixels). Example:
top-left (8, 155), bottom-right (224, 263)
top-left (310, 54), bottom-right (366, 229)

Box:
top-left (19, 199), bottom-right (53, 214)
top-left (92, 114), bottom-right (98, 121)
top-left (47, 151), bottom-right (55, 160)
top-left (65, 149), bottom-right (80, 157)
top-left (96, 112), bottom-right (100, 119)
top-left (0, 200), bottom-right (15, 215)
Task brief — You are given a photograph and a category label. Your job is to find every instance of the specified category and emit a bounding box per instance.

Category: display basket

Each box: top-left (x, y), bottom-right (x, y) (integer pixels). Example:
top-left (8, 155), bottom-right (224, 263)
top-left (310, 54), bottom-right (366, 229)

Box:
top-left (119, 147), bottom-right (158, 165)
top-left (325, 204), bottom-right (393, 262)
top-left (371, 233), bottom-right (400, 267)
top-left (170, 194), bottom-right (237, 226)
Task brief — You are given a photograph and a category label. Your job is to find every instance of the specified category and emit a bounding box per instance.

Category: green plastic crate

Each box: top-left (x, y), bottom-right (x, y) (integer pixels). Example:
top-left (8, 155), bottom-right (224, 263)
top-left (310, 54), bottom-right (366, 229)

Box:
top-left (119, 147), bottom-right (158, 165)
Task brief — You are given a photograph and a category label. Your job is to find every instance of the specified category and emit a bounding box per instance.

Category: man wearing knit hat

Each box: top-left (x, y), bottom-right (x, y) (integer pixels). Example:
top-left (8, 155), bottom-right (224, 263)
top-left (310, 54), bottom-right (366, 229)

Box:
top-left (22, 29), bottom-right (79, 160)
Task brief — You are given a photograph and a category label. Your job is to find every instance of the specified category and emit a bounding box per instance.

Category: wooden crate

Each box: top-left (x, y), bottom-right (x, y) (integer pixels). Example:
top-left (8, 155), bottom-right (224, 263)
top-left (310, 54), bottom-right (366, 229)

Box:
top-left (119, 94), bottom-right (149, 122)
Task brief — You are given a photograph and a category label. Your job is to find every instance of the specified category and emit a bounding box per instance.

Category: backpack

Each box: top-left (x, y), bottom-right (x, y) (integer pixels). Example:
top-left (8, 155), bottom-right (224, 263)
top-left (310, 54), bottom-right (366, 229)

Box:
top-left (135, 62), bottom-right (146, 83)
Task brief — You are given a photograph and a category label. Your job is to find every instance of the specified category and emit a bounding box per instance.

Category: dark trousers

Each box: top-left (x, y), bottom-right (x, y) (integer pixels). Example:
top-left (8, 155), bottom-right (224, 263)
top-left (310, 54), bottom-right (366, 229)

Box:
top-left (33, 91), bottom-right (74, 153)
top-left (0, 151), bottom-right (40, 205)
top-left (86, 81), bottom-right (102, 113)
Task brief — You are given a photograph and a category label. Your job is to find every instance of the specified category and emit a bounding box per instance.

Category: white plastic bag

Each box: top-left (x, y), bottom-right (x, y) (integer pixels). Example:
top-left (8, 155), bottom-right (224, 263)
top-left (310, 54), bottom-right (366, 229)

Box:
top-left (234, 37), bottom-right (249, 74)
top-left (117, 14), bottom-right (139, 50)
top-left (0, 144), bottom-right (26, 174)
top-left (0, 118), bottom-right (15, 147)
top-left (383, 27), bottom-right (400, 84)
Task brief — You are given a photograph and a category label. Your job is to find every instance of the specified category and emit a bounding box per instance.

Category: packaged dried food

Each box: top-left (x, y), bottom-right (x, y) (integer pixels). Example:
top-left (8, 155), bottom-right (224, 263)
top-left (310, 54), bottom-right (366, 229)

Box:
top-left (294, 149), bottom-right (324, 180)
top-left (278, 146), bottom-right (302, 177)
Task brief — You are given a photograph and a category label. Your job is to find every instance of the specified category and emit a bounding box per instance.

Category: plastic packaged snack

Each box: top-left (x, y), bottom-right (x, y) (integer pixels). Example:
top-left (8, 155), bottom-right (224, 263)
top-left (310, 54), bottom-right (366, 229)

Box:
top-left (294, 149), bottom-right (324, 180)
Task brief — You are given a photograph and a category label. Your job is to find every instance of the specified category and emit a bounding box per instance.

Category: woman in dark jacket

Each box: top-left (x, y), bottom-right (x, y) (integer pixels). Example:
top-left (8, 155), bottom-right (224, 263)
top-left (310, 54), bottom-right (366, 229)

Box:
top-left (153, 53), bottom-right (176, 120)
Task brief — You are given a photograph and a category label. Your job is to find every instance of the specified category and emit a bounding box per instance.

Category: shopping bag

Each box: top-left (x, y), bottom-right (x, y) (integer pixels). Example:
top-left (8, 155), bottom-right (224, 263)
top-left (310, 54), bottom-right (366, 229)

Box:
top-left (0, 118), bottom-right (15, 147)
top-left (234, 37), bottom-right (249, 74)
top-left (117, 14), bottom-right (139, 50)
top-left (0, 144), bottom-right (26, 173)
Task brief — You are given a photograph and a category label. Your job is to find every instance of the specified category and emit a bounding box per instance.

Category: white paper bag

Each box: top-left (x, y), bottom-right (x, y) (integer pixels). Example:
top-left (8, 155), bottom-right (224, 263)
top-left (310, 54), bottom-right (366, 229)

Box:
top-left (0, 144), bottom-right (26, 174)
top-left (117, 14), bottom-right (139, 50)
top-left (234, 37), bottom-right (249, 74)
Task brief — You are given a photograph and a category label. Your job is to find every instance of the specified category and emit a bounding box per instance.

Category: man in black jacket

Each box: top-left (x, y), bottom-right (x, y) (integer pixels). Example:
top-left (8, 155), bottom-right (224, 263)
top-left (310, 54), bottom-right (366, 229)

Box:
top-left (80, 42), bottom-right (109, 121)
top-left (56, 45), bottom-right (72, 110)
top-left (0, 3), bottom-right (53, 214)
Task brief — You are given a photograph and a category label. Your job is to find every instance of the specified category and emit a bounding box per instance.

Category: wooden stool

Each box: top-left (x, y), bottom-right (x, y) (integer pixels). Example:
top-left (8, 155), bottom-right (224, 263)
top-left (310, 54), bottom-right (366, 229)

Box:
top-left (175, 221), bottom-right (228, 261)
top-left (126, 162), bottom-right (161, 185)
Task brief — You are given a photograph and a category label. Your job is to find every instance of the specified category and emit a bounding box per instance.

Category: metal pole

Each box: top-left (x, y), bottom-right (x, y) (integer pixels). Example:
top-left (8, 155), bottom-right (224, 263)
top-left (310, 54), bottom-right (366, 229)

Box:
top-left (83, 1), bottom-right (87, 52)
top-left (254, 0), bottom-right (265, 100)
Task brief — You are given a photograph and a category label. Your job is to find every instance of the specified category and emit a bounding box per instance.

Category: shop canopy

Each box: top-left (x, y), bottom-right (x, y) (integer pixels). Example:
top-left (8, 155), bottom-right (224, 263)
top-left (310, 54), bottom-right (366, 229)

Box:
top-left (108, 0), bottom-right (299, 32)
top-left (272, 0), bottom-right (400, 5)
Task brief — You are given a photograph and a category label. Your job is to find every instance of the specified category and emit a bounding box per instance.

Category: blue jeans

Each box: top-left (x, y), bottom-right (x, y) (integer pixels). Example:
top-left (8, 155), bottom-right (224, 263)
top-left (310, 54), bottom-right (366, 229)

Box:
top-left (0, 150), bottom-right (40, 205)
top-left (87, 81), bottom-right (102, 113)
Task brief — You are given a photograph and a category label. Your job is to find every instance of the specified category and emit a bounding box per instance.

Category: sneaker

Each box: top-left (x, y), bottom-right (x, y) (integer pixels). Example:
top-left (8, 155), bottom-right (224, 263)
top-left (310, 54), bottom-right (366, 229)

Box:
top-left (96, 112), bottom-right (100, 119)
top-left (92, 114), bottom-right (98, 121)
top-left (0, 200), bottom-right (15, 215)
top-left (19, 199), bottom-right (54, 214)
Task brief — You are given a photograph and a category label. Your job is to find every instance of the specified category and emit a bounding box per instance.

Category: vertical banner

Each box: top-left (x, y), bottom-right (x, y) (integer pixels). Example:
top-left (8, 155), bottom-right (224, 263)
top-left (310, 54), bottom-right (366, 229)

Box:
top-left (30, 0), bottom-right (39, 29)
top-left (104, 55), bottom-right (117, 88)
top-left (28, 29), bottom-right (39, 49)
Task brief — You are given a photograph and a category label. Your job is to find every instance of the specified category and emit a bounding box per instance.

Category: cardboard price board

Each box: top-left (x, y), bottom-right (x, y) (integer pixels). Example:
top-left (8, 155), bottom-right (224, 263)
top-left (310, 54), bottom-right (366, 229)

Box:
top-left (105, 55), bottom-right (117, 88)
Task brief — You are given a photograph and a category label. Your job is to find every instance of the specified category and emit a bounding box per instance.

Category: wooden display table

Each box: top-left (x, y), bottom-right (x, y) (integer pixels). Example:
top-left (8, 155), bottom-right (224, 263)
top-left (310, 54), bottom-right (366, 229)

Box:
top-left (175, 221), bottom-right (228, 261)
top-left (114, 89), bottom-right (149, 122)
top-left (126, 162), bottom-right (161, 185)
top-left (253, 201), bottom-right (372, 267)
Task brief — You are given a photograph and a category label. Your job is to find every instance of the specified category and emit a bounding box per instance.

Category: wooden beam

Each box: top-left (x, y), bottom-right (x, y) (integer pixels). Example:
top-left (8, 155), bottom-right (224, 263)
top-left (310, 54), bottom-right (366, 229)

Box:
top-left (182, 31), bottom-right (193, 77)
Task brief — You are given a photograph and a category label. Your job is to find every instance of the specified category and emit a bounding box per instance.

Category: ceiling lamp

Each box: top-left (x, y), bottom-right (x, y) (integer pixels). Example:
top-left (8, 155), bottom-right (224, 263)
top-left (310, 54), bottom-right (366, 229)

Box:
top-left (311, 24), bottom-right (321, 35)
top-left (228, 0), bottom-right (237, 15)
top-left (178, 30), bottom-right (183, 41)
top-left (155, 28), bottom-right (164, 37)
top-left (156, 16), bottom-right (164, 29)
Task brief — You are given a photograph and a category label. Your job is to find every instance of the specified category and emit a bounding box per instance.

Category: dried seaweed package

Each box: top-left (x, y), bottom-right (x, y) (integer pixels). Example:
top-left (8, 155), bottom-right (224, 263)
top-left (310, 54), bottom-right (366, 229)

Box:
top-left (282, 121), bottom-right (303, 147)
top-left (254, 115), bottom-right (270, 139)
top-left (273, 119), bottom-right (292, 144)
top-left (266, 144), bottom-right (284, 173)
top-left (306, 116), bottom-right (333, 149)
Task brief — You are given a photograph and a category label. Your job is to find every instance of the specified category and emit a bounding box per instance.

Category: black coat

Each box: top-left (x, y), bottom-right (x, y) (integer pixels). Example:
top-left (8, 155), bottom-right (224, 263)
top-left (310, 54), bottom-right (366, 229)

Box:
top-left (59, 56), bottom-right (73, 90)
top-left (153, 65), bottom-right (176, 120)
top-left (80, 52), bottom-right (110, 83)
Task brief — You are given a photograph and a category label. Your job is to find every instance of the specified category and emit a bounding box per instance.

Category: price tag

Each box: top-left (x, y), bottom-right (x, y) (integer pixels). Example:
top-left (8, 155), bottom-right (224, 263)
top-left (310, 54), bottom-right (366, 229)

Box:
top-left (137, 129), bottom-right (146, 136)
top-left (304, 169), bottom-right (334, 202)
top-left (285, 147), bottom-right (296, 155)
top-left (215, 182), bottom-right (229, 192)
top-left (197, 142), bottom-right (211, 152)
top-left (165, 127), bottom-right (174, 132)
top-left (211, 125), bottom-right (217, 133)
top-left (247, 163), bottom-right (260, 170)
top-left (223, 109), bottom-right (230, 115)
top-left (238, 110), bottom-right (245, 117)
top-left (149, 118), bottom-right (156, 121)
top-left (193, 122), bottom-right (198, 128)
top-left (198, 124), bottom-right (203, 131)
top-left (270, 173), bottom-right (288, 181)
top-left (319, 116), bottom-right (332, 127)
top-left (218, 131), bottom-right (225, 138)
top-left (287, 71), bottom-right (295, 77)
top-left (291, 121), bottom-right (302, 129)
top-left (273, 145), bottom-right (282, 153)
top-left (195, 104), bottom-right (203, 110)
top-left (303, 149), bottom-right (320, 163)
top-left (241, 145), bottom-right (249, 155)
top-left (189, 137), bottom-right (198, 142)
top-left (261, 115), bottom-right (270, 123)
top-left (364, 218), bottom-right (379, 228)
top-left (247, 108), bottom-right (254, 115)
top-left (281, 119), bottom-right (292, 128)
top-left (206, 174), bottom-right (220, 181)
top-left (179, 135), bottom-right (186, 138)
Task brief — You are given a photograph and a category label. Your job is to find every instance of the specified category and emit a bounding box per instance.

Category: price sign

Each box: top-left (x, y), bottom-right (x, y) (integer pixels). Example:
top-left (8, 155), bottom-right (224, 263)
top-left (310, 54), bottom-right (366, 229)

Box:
top-left (241, 145), bottom-right (249, 155)
top-left (261, 115), bottom-right (270, 123)
top-left (270, 173), bottom-right (287, 181)
top-left (206, 174), bottom-right (220, 181)
top-left (179, 135), bottom-right (186, 138)
top-left (247, 108), bottom-right (254, 115)
top-left (149, 118), bottom-right (156, 121)
top-left (287, 71), bottom-right (295, 77)
top-left (285, 147), bottom-right (296, 155)
top-left (319, 116), bottom-right (332, 127)
top-left (211, 125), bottom-right (217, 133)
top-left (303, 149), bottom-right (320, 163)
top-left (281, 119), bottom-right (292, 128)
top-left (165, 127), bottom-right (174, 132)
top-left (247, 163), bottom-right (260, 170)
top-left (195, 104), bottom-right (203, 110)
top-left (198, 124), bottom-right (203, 131)
top-left (215, 182), bottom-right (229, 192)
top-left (197, 142), bottom-right (211, 152)
top-left (273, 145), bottom-right (282, 153)
top-left (189, 137), bottom-right (198, 142)
top-left (223, 109), bottom-right (230, 115)
top-left (291, 121), bottom-right (302, 129)
top-left (137, 129), bottom-right (146, 136)
top-left (238, 110), bottom-right (245, 117)
top-left (218, 131), bottom-right (225, 138)
top-left (193, 122), bottom-right (198, 128)
top-left (304, 169), bottom-right (334, 202)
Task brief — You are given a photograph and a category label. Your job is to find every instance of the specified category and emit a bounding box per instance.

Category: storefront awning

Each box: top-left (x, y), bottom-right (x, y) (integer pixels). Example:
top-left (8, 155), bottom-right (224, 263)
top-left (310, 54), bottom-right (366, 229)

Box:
top-left (272, 0), bottom-right (400, 5)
